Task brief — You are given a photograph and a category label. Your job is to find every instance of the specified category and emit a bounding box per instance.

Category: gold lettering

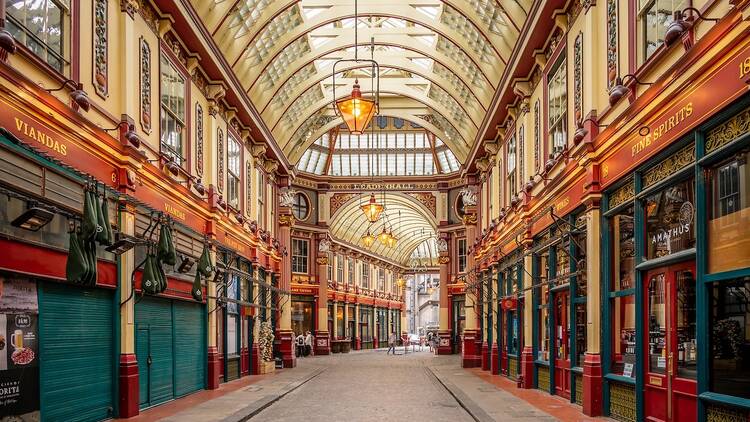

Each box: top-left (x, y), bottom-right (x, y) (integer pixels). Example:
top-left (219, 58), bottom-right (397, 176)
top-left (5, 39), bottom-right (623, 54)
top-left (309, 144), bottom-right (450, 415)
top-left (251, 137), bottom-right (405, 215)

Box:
top-left (14, 117), bottom-right (23, 132)
top-left (12, 117), bottom-right (69, 156)
top-left (164, 203), bottom-right (186, 221)
top-left (631, 102), bottom-right (693, 157)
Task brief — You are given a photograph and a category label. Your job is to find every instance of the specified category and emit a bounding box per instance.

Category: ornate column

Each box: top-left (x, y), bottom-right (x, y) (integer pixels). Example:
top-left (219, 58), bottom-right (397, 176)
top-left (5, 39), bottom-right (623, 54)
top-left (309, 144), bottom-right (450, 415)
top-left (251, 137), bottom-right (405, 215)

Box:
top-left (461, 187), bottom-right (481, 368)
top-left (118, 200), bottom-right (139, 416)
top-left (276, 188), bottom-right (296, 368)
top-left (437, 231), bottom-right (452, 354)
top-left (481, 268), bottom-right (491, 371)
top-left (315, 235), bottom-right (331, 355)
top-left (583, 201), bottom-right (603, 416)
top-left (355, 302), bottom-right (361, 350)
top-left (520, 236), bottom-right (535, 389)
top-left (332, 301), bottom-right (339, 341)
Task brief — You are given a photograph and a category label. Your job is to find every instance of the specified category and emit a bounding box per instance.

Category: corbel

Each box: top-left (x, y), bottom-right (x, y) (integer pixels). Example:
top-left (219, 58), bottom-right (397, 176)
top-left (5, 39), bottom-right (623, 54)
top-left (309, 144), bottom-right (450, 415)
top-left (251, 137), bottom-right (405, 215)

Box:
top-left (186, 55), bottom-right (201, 76)
top-left (251, 143), bottom-right (267, 159)
top-left (553, 10), bottom-right (568, 32)
top-left (158, 17), bottom-right (174, 38)
top-left (533, 49), bottom-right (547, 70)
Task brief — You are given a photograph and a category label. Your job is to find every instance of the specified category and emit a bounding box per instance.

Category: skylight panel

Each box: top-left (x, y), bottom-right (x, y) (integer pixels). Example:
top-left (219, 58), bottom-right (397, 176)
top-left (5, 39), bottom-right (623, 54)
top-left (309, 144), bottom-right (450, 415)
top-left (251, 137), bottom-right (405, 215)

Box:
top-left (410, 57), bottom-right (433, 70)
top-left (302, 6), bottom-right (328, 20)
top-left (413, 5), bottom-right (440, 20)
top-left (309, 36), bottom-right (334, 49)
top-left (315, 151), bottom-right (329, 174)
top-left (413, 34), bottom-right (436, 47)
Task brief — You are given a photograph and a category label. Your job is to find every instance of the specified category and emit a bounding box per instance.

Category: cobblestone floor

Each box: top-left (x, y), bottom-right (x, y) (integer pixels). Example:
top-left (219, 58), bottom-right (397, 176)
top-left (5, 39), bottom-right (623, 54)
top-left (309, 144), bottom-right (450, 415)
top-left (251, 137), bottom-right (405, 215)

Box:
top-left (253, 349), bottom-right (473, 422)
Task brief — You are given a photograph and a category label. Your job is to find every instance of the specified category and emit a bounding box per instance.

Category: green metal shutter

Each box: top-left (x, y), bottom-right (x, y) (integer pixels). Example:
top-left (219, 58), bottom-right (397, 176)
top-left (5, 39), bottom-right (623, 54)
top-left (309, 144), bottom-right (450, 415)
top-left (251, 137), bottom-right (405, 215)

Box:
top-left (39, 284), bottom-right (114, 422)
top-left (135, 297), bottom-right (174, 408)
top-left (173, 301), bottom-right (205, 397)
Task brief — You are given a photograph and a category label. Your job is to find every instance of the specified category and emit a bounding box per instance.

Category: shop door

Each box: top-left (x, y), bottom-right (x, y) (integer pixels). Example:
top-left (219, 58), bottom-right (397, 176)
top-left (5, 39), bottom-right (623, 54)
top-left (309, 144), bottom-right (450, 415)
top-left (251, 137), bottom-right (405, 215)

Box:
top-left (136, 297), bottom-right (174, 408)
top-left (643, 262), bottom-right (697, 422)
top-left (39, 284), bottom-right (114, 422)
top-left (553, 291), bottom-right (571, 398)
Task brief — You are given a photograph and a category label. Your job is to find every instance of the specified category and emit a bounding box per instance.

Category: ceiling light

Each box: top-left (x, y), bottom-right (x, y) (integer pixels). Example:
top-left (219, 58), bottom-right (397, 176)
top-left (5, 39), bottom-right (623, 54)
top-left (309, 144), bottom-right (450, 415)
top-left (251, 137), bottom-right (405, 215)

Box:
top-left (360, 193), bottom-right (384, 222)
top-left (361, 230), bottom-right (376, 247)
top-left (11, 205), bottom-right (54, 231)
top-left (377, 226), bottom-right (390, 245)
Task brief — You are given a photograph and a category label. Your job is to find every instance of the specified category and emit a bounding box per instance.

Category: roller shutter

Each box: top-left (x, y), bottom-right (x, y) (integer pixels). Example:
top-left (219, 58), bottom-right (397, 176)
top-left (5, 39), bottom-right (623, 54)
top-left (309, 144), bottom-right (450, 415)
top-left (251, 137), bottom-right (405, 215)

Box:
top-left (173, 300), bottom-right (205, 396)
top-left (39, 283), bottom-right (114, 422)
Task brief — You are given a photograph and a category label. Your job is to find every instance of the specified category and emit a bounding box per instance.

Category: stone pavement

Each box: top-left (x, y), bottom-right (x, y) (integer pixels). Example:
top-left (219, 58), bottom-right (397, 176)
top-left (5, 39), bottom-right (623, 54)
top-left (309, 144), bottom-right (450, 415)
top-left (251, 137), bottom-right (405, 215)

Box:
top-left (128, 348), bottom-right (607, 421)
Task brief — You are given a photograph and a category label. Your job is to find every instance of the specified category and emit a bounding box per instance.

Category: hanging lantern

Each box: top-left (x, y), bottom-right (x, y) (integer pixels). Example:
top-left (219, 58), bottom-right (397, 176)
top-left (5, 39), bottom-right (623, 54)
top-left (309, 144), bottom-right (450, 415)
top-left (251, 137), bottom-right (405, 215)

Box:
top-left (335, 79), bottom-right (377, 135)
top-left (360, 193), bottom-right (384, 222)
top-left (361, 230), bottom-right (376, 247)
top-left (386, 230), bottom-right (398, 248)
top-left (396, 276), bottom-right (406, 288)
top-left (377, 226), bottom-right (391, 245)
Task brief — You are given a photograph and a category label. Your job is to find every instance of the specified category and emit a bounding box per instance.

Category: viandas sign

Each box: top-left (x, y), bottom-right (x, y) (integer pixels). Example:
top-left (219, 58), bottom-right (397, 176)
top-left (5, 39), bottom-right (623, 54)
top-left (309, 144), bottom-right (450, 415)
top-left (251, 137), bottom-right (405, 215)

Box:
top-left (0, 277), bottom-right (39, 419)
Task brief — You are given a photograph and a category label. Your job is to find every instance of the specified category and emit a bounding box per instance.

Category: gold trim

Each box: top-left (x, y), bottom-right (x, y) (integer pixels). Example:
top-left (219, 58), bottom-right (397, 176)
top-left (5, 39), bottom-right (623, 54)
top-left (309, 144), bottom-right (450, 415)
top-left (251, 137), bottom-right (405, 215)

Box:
top-left (642, 144), bottom-right (695, 189)
top-left (609, 178), bottom-right (635, 209)
top-left (706, 106), bottom-right (750, 153)
top-left (278, 214), bottom-right (295, 227)
top-left (462, 213), bottom-right (478, 226)
top-left (316, 256), bottom-right (329, 265)
top-left (438, 256), bottom-right (450, 264)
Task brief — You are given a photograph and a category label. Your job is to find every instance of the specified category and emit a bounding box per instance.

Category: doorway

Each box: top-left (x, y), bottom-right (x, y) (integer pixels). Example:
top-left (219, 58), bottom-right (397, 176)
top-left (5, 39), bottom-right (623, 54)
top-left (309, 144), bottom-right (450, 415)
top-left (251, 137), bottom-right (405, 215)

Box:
top-left (553, 290), bottom-right (571, 398)
top-left (643, 262), bottom-right (697, 422)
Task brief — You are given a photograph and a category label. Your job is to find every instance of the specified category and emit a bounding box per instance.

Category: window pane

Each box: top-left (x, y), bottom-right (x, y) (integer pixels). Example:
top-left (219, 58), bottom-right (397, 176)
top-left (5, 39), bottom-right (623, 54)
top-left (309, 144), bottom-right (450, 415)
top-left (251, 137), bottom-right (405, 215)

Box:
top-left (710, 278), bottom-right (750, 398)
top-left (708, 152), bottom-right (750, 273)
top-left (644, 178), bottom-right (695, 260)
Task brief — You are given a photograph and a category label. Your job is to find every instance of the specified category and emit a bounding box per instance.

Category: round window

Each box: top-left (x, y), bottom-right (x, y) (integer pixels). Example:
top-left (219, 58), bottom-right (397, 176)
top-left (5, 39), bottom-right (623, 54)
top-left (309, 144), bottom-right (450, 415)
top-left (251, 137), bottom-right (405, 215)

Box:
top-left (292, 193), bottom-right (310, 220)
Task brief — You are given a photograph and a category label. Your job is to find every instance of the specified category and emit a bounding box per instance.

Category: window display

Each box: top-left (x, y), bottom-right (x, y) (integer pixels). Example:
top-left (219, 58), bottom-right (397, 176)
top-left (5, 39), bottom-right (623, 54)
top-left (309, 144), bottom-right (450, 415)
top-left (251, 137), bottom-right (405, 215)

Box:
top-left (644, 178), bottom-right (695, 260)
top-left (708, 152), bottom-right (750, 274)
top-left (291, 299), bottom-right (313, 338)
top-left (610, 206), bottom-right (636, 376)
top-left (710, 278), bottom-right (750, 399)
top-left (538, 250), bottom-right (550, 361)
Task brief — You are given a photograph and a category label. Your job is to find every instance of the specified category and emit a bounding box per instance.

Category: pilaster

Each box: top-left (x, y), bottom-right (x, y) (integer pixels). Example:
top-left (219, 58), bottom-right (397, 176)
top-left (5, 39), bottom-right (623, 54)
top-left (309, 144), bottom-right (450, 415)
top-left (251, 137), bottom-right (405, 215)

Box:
top-left (118, 201), bottom-right (138, 417)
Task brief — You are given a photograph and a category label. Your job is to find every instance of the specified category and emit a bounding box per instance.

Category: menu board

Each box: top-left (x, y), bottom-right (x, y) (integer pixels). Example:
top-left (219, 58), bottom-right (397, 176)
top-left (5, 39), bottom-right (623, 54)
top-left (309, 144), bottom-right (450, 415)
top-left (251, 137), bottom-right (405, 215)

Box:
top-left (0, 277), bottom-right (39, 420)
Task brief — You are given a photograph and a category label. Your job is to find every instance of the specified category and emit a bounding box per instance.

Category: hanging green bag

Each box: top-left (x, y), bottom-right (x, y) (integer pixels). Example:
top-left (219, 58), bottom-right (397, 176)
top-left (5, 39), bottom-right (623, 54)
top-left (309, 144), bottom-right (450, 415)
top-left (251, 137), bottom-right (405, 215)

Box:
top-left (191, 271), bottom-right (203, 301)
top-left (81, 189), bottom-right (98, 241)
top-left (157, 257), bottom-right (168, 293)
top-left (83, 237), bottom-right (98, 287)
top-left (96, 191), bottom-right (111, 246)
top-left (157, 223), bottom-right (177, 266)
top-left (142, 249), bottom-right (159, 295)
top-left (197, 244), bottom-right (213, 277)
top-left (65, 228), bottom-right (88, 284)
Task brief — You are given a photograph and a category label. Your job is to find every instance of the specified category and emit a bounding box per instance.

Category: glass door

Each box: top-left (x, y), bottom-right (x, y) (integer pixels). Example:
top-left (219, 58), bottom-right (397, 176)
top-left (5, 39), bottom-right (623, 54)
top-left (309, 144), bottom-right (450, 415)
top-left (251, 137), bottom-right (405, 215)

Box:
top-left (643, 262), bottom-right (697, 422)
top-left (554, 290), bottom-right (571, 398)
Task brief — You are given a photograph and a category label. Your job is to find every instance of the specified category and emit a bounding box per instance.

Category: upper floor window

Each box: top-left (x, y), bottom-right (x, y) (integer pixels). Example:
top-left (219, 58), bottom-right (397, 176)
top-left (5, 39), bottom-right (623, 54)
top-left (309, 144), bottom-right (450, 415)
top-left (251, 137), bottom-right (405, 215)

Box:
top-left (348, 258), bottom-right (355, 285)
top-left (361, 263), bottom-right (370, 289)
top-left (336, 254), bottom-right (344, 283)
top-left (8, 0), bottom-right (68, 72)
top-left (292, 192), bottom-right (309, 220)
top-left (291, 239), bottom-right (308, 273)
top-left (256, 168), bottom-right (265, 227)
top-left (641, 0), bottom-right (687, 60)
top-left (507, 135), bottom-right (517, 197)
top-left (327, 252), bottom-right (333, 281)
top-left (548, 56), bottom-right (567, 154)
top-left (227, 136), bottom-right (241, 209)
top-left (160, 54), bottom-right (186, 166)
top-left (458, 238), bottom-right (467, 273)
top-left (378, 268), bottom-right (385, 291)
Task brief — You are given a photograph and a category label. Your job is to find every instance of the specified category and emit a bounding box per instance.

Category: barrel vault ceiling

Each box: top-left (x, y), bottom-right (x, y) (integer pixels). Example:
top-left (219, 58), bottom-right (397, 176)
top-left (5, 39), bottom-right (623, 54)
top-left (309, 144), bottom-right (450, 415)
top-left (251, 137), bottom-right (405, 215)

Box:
top-left (191, 0), bottom-right (532, 166)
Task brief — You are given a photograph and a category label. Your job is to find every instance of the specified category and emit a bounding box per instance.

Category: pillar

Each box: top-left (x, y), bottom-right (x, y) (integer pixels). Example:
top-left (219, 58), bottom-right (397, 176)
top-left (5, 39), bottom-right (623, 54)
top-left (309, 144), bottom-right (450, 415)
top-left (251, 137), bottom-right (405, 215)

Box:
top-left (462, 203), bottom-right (481, 368)
top-left (481, 269), bottom-right (491, 371)
top-left (355, 302), bottom-right (361, 350)
top-left (118, 201), bottom-right (139, 417)
top-left (276, 200), bottom-right (296, 368)
top-left (207, 238), bottom-right (222, 385)
top-left (490, 267), bottom-right (499, 375)
top-left (332, 301), bottom-right (339, 340)
top-left (520, 246), bottom-right (534, 388)
top-left (437, 231), bottom-right (452, 354)
top-left (343, 301), bottom-right (349, 338)
top-left (583, 205), bottom-right (603, 416)
top-left (315, 234), bottom-right (331, 355)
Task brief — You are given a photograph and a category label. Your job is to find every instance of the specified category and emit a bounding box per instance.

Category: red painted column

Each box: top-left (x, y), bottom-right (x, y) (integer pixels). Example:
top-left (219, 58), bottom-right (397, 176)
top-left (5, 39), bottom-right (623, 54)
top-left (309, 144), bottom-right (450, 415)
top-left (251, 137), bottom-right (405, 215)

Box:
top-left (276, 199), bottom-right (296, 368)
top-left (207, 346), bottom-right (221, 388)
top-left (461, 200), bottom-right (481, 368)
top-left (490, 343), bottom-right (499, 375)
top-left (118, 353), bottom-right (139, 417)
top-left (481, 339), bottom-right (490, 370)
top-left (519, 345), bottom-right (534, 388)
top-left (314, 234), bottom-right (331, 355)
top-left (583, 352), bottom-right (603, 415)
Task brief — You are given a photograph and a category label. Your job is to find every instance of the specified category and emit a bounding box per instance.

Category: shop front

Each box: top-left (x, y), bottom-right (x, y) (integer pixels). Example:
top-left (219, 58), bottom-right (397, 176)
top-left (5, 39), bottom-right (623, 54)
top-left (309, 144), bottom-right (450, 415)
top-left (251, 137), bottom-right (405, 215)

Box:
top-left (292, 295), bottom-right (315, 339)
top-left (497, 250), bottom-right (522, 380)
top-left (359, 305), bottom-right (373, 349)
top-left (452, 295), bottom-right (465, 354)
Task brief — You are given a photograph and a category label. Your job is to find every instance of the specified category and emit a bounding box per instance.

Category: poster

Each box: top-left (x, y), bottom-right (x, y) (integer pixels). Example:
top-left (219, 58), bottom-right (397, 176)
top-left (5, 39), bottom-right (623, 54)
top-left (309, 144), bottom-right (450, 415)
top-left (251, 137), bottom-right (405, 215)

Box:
top-left (0, 277), bottom-right (39, 421)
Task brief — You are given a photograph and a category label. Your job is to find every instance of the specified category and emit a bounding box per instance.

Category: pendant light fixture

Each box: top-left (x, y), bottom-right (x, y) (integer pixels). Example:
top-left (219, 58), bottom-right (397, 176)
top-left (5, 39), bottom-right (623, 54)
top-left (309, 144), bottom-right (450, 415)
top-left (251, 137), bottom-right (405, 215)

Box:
top-left (332, 0), bottom-right (379, 135)
top-left (361, 193), bottom-right (384, 223)
top-left (361, 228), bottom-right (376, 247)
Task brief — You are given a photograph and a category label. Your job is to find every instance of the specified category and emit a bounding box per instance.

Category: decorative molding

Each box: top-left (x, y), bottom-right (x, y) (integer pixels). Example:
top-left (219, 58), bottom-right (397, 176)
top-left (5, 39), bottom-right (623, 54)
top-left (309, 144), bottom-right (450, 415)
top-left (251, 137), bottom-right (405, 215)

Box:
top-left (609, 178), bottom-right (634, 209)
top-left (139, 37), bottom-right (151, 133)
top-left (462, 213), bottom-right (478, 226)
top-left (279, 214), bottom-right (295, 227)
top-left (573, 32), bottom-right (583, 122)
top-left (316, 256), bottom-right (329, 266)
top-left (196, 103), bottom-right (204, 177)
top-left (93, 0), bottom-right (108, 98)
top-left (606, 0), bottom-right (619, 89)
top-left (330, 193), bottom-right (357, 217)
top-left (706, 106), bottom-right (750, 153)
top-left (534, 100), bottom-right (540, 171)
top-left (643, 144), bottom-right (695, 189)
top-left (438, 256), bottom-right (450, 264)
top-left (120, 0), bottom-right (138, 18)
top-left (518, 124), bottom-right (525, 184)
top-left (246, 161), bottom-right (252, 213)
top-left (217, 128), bottom-right (224, 193)
top-left (407, 193), bottom-right (437, 217)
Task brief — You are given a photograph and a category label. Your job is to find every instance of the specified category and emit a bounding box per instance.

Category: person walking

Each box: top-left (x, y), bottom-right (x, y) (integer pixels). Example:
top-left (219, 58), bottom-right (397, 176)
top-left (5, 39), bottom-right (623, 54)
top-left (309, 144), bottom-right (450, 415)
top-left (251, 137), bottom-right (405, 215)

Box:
top-left (387, 331), bottom-right (397, 355)
top-left (295, 332), bottom-right (305, 357)
top-left (304, 331), bottom-right (313, 357)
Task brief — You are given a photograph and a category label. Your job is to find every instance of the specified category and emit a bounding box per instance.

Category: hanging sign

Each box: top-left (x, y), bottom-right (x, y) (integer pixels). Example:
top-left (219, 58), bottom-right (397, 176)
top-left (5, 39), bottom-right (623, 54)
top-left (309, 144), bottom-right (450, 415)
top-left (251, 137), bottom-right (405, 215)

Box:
top-left (501, 297), bottom-right (516, 311)
top-left (0, 277), bottom-right (39, 419)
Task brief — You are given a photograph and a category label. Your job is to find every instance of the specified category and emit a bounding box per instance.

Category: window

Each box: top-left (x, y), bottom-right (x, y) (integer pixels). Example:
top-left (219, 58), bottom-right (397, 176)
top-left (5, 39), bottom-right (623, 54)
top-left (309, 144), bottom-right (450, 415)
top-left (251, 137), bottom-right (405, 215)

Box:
top-left (361, 263), bottom-right (370, 289)
top-left (609, 206), bottom-right (636, 377)
top-left (348, 258), bottom-right (355, 286)
top-left (160, 54), bottom-right (187, 166)
top-left (644, 178), bottom-right (695, 260)
top-left (708, 152), bottom-right (750, 274)
top-left (378, 268), bottom-right (385, 291)
top-left (336, 254), bottom-right (344, 283)
top-left (291, 239), bottom-right (308, 273)
top-left (710, 278), bottom-right (750, 399)
top-left (226, 273), bottom-right (239, 356)
top-left (507, 135), bottom-right (517, 198)
top-left (292, 192), bottom-right (309, 220)
top-left (256, 168), bottom-right (265, 227)
top-left (7, 0), bottom-right (67, 72)
top-left (327, 252), bottom-right (333, 281)
top-left (458, 238), bottom-right (467, 273)
top-left (640, 0), bottom-right (687, 60)
top-left (538, 251), bottom-right (550, 361)
top-left (547, 56), bottom-right (567, 154)
top-left (227, 136), bottom-right (241, 209)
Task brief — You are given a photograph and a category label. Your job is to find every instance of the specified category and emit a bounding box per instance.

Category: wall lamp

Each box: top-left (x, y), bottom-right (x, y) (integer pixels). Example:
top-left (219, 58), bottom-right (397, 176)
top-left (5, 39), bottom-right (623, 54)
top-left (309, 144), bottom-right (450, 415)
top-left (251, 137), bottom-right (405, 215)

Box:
top-left (0, 26), bottom-right (16, 56)
top-left (608, 74), bottom-right (652, 107)
top-left (234, 212), bottom-right (245, 225)
top-left (102, 122), bottom-right (141, 149)
top-left (105, 231), bottom-right (143, 255)
top-left (665, 8), bottom-right (720, 47)
top-left (177, 254), bottom-right (194, 273)
top-left (148, 156), bottom-right (180, 176)
top-left (45, 79), bottom-right (90, 112)
top-left (178, 176), bottom-right (206, 196)
top-left (11, 203), bottom-right (54, 231)
top-left (573, 118), bottom-right (608, 145)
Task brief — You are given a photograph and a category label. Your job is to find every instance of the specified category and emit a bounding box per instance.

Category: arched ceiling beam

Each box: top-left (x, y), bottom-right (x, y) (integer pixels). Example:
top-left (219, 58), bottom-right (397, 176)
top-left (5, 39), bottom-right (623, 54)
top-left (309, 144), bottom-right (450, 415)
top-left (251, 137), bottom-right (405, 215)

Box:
top-left (279, 92), bottom-right (472, 159)
top-left (230, 10), bottom-right (502, 89)
top-left (288, 109), bottom-right (466, 165)
top-left (246, 38), bottom-right (493, 108)
top-left (268, 74), bottom-right (482, 136)
top-left (257, 49), bottom-right (489, 116)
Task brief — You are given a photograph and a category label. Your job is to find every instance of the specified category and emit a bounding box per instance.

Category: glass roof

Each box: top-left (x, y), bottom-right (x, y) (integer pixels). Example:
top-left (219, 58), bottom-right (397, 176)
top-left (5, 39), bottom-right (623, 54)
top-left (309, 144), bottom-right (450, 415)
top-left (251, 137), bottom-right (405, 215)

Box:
top-left (196, 0), bottom-right (532, 166)
top-left (297, 117), bottom-right (459, 176)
